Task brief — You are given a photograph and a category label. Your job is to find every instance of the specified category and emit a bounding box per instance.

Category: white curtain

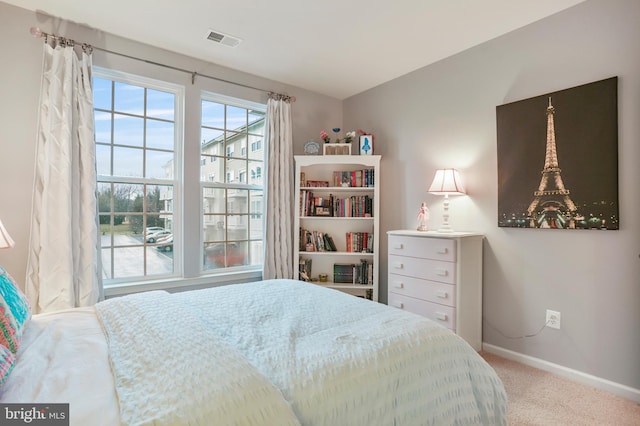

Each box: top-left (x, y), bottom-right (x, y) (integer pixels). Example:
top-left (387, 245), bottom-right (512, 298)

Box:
top-left (26, 42), bottom-right (100, 313)
top-left (262, 95), bottom-right (294, 279)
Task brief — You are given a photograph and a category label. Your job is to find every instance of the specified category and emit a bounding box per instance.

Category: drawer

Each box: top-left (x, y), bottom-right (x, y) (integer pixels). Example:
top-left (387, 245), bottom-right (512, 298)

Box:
top-left (388, 235), bottom-right (456, 262)
top-left (388, 254), bottom-right (455, 284)
top-left (388, 274), bottom-right (456, 307)
top-left (388, 293), bottom-right (456, 330)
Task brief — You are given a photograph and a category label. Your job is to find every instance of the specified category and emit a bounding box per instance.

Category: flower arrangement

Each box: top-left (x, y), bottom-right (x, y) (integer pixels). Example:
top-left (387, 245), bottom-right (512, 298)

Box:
top-left (344, 131), bottom-right (356, 144)
top-left (321, 129), bottom-right (359, 144)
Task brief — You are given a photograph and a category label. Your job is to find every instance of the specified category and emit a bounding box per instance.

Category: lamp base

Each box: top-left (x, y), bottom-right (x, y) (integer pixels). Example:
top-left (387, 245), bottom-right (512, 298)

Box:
top-left (437, 195), bottom-right (454, 233)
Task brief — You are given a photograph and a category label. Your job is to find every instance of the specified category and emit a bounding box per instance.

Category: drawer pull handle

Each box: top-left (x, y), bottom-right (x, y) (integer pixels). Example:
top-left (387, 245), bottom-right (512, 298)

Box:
top-left (435, 312), bottom-right (448, 321)
top-left (436, 291), bottom-right (448, 299)
top-left (436, 269), bottom-right (448, 276)
top-left (393, 282), bottom-right (404, 289)
top-left (437, 247), bottom-right (449, 255)
top-left (393, 262), bottom-right (404, 270)
top-left (393, 243), bottom-right (404, 250)
top-left (392, 301), bottom-right (404, 309)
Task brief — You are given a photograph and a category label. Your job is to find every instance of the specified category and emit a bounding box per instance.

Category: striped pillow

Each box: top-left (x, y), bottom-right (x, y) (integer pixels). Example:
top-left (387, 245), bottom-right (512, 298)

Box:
top-left (0, 265), bottom-right (31, 353)
top-left (0, 344), bottom-right (15, 387)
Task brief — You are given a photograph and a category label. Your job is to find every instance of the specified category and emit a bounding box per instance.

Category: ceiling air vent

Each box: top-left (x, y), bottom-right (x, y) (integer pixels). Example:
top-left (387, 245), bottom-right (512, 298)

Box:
top-left (205, 29), bottom-right (242, 48)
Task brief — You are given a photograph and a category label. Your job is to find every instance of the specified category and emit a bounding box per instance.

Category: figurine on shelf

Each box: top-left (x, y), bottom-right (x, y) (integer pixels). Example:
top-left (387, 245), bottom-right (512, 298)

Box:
top-left (417, 202), bottom-right (430, 231)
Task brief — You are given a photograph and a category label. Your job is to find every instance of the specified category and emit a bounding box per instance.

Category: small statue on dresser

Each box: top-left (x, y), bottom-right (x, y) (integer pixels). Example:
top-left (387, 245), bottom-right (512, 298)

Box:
top-left (417, 202), bottom-right (430, 231)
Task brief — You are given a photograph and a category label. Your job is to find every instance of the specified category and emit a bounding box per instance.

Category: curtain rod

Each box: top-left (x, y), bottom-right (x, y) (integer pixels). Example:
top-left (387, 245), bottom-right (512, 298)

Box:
top-left (29, 27), bottom-right (295, 102)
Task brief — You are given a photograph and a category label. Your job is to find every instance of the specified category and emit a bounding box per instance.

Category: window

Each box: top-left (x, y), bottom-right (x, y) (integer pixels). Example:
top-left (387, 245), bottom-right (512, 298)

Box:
top-left (251, 140), bottom-right (262, 152)
top-left (94, 69), bottom-right (266, 289)
top-left (94, 70), bottom-right (183, 283)
top-left (201, 94), bottom-right (266, 271)
top-left (250, 165), bottom-right (263, 184)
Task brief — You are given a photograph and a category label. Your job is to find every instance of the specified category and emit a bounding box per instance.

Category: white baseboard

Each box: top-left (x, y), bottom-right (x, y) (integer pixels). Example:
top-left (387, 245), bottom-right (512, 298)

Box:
top-left (482, 343), bottom-right (640, 404)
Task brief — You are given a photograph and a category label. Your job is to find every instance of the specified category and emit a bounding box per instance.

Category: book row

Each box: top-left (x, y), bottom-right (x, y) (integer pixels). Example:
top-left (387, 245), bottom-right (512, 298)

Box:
top-left (332, 169), bottom-right (375, 188)
top-left (297, 258), bottom-right (373, 286)
top-left (300, 192), bottom-right (373, 218)
top-left (346, 232), bottom-right (374, 253)
top-left (299, 229), bottom-right (374, 254)
top-left (333, 260), bottom-right (374, 285)
top-left (299, 228), bottom-right (337, 252)
top-left (299, 169), bottom-right (375, 188)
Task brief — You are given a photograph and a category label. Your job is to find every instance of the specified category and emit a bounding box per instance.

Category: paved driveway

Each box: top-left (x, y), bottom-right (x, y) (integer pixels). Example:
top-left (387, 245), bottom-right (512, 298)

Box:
top-left (101, 234), bottom-right (173, 279)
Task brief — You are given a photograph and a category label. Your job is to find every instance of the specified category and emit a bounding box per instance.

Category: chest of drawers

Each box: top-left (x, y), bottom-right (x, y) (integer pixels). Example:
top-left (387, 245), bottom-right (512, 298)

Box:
top-left (387, 230), bottom-right (483, 350)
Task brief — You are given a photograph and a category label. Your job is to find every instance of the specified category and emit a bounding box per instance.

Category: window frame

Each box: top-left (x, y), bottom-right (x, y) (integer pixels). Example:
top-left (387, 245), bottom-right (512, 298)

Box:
top-left (200, 91), bottom-right (267, 275)
top-left (94, 68), bottom-right (267, 297)
top-left (94, 67), bottom-right (184, 287)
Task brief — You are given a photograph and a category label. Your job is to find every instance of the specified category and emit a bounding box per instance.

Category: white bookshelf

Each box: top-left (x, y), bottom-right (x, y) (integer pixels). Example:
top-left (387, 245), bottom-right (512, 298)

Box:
top-left (294, 155), bottom-right (381, 301)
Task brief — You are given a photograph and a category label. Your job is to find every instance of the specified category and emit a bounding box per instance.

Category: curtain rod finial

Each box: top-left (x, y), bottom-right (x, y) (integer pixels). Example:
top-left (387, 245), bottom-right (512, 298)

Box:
top-left (30, 27), bottom-right (43, 37)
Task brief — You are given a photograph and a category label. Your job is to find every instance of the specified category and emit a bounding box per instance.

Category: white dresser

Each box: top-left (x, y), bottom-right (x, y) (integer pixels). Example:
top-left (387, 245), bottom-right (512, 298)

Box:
top-left (387, 230), bottom-right (483, 351)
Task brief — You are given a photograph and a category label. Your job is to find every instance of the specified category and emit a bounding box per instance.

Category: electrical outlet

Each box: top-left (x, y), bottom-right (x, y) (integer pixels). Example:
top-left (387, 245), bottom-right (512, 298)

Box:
top-left (546, 309), bottom-right (561, 330)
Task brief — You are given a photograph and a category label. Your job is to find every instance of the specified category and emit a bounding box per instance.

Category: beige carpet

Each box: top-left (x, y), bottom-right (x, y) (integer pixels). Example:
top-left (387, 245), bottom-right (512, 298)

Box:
top-left (480, 352), bottom-right (640, 426)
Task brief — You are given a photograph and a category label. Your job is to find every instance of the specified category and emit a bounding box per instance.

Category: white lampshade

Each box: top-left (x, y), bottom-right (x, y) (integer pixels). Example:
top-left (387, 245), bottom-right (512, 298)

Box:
top-left (428, 169), bottom-right (465, 233)
top-left (428, 168), bottom-right (466, 195)
top-left (0, 220), bottom-right (15, 249)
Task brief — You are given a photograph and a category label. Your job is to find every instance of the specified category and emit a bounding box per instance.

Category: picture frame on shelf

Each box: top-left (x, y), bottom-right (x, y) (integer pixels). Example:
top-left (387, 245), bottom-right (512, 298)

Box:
top-left (359, 135), bottom-right (373, 155)
top-left (303, 140), bottom-right (321, 155)
top-left (305, 180), bottom-right (329, 187)
top-left (314, 207), bottom-right (331, 216)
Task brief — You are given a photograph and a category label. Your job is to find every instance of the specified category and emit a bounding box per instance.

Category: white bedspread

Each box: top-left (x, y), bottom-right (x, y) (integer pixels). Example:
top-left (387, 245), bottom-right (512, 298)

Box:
top-left (103, 279), bottom-right (507, 425)
top-left (3, 279), bottom-right (507, 425)
top-left (95, 290), bottom-right (300, 426)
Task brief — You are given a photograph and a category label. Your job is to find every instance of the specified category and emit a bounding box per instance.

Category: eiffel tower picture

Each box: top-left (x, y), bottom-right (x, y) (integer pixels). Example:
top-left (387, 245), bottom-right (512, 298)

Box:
top-left (497, 77), bottom-right (619, 231)
top-left (526, 97), bottom-right (578, 228)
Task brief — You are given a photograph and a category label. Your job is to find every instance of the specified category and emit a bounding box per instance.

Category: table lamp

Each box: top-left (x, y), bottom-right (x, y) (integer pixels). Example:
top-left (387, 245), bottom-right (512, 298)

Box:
top-left (428, 168), bottom-right (466, 233)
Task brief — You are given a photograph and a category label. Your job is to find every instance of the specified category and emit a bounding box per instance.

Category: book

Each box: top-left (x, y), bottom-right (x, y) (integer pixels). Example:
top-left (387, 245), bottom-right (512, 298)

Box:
top-left (333, 263), bottom-right (355, 283)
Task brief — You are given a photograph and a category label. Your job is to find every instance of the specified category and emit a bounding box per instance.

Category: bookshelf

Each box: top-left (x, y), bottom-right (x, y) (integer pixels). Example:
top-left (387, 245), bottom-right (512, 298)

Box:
top-left (294, 155), bottom-right (381, 301)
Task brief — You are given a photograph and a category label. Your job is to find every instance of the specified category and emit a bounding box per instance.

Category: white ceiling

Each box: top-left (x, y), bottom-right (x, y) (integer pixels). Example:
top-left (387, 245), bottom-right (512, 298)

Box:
top-left (7, 0), bottom-right (585, 99)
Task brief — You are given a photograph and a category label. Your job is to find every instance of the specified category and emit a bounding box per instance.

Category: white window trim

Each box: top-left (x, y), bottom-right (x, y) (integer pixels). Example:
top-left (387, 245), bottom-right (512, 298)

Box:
top-left (200, 91), bottom-right (266, 275)
top-left (94, 67), bottom-right (185, 287)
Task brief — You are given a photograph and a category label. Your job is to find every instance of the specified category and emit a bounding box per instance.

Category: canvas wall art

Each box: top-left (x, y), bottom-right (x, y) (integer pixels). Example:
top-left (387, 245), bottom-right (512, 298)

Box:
top-left (496, 77), bottom-right (618, 230)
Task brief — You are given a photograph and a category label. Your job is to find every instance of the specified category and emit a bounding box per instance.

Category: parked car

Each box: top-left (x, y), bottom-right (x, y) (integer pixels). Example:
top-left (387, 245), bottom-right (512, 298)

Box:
top-left (146, 230), bottom-right (171, 243)
top-left (155, 234), bottom-right (173, 252)
top-left (145, 226), bottom-right (164, 236)
top-left (205, 242), bottom-right (245, 268)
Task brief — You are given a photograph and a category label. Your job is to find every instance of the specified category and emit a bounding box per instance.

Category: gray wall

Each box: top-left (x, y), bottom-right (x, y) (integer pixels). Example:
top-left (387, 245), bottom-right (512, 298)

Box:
top-left (344, 0), bottom-right (640, 390)
top-left (1, 0), bottom-right (638, 394)
top-left (0, 1), bottom-right (341, 284)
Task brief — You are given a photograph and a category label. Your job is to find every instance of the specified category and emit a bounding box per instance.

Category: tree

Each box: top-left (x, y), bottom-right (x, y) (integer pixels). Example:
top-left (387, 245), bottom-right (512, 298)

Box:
top-left (129, 186), bottom-right (163, 234)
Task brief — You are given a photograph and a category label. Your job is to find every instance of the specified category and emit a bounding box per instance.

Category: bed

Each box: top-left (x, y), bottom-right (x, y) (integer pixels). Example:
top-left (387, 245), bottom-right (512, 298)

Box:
top-left (1, 278), bottom-right (507, 425)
